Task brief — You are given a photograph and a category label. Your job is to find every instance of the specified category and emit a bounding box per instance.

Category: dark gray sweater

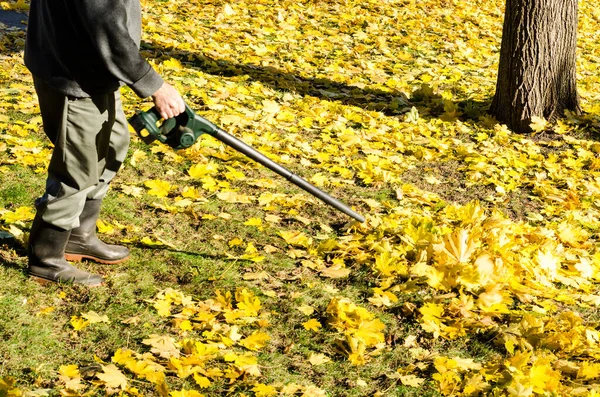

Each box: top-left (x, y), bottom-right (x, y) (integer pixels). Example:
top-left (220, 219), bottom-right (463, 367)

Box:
top-left (24, 0), bottom-right (164, 98)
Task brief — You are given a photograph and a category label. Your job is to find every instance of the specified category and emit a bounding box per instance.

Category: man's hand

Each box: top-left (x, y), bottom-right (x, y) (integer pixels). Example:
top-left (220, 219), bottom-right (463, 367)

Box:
top-left (151, 82), bottom-right (185, 119)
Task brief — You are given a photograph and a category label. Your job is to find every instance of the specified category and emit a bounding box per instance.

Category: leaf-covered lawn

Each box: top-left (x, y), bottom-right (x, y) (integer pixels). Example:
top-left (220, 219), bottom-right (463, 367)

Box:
top-left (1, 0), bottom-right (600, 396)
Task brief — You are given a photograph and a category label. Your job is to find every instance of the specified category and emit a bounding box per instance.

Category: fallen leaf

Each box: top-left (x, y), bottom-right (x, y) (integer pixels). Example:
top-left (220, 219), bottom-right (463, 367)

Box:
top-left (308, 353), bottom-right (331, 366)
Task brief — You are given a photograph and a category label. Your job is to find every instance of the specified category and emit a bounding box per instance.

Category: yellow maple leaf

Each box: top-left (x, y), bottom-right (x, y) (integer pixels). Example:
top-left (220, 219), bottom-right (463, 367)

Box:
top-left (140, 236), bottom-right (170, 247)
top-left (222, 3), bottom-right (236, 16)
top-left (508, 383), bottom-right (535, 397)
top-left (278, 230), bottom-right (313, 247)
top-left (112, 348), bottom-right (135, 365)
top-left (308, 353), bottom-right (331, 366)
top-left (241, 241), bottom-right (261, 256)
top-left (130, 359), bottom-right (162, 380)
top-left (227, 352), bottom-right (260, 376)
top-left (529, 358), bottom-right (561, 393)
top-left (302, 319), bottom-right (322, 332)
top-left (224, 166), bottom-right (246, 181)
top-left (236, 288), bottom-right (261, 316)
top-left (577, 361), bottom-right (600, 380)
top-left (96, 219), bottom-right (115, 235)
top-left (144, 179), bottom-right (172, 198)
top-left (557, 221), bottom-right (588, 248)
top-left (121, 184), bottom-right (144, 198)
top-left (265, 214), bottom-right (281, 224)
top-left (35, 306), bottom-right (55, 316)
top-left (462, 374), bottom-right (489, 395)
top-left (59, 364), bottom-right (80, 378)
top-left (239, 331), bottom-right (270, 351)
top-left (347, 338), bottom-right (368, 366)
top-left (129, 149), bottom-right (147, 167)
top-left (162, 58), bottom-right (183, 70)
top-left (529, 116), bottom-right (548, 133)
top-left (434, 228), bottom-right (478, 264)
top-left (70, 316), bottom-right (90, 331)
top-left (368, 288), bottom-right (398, 307)
top-left (535, 249), bottom-right (560, 280)
top-left (354, 319), bottom-right (386, 346)
top-left (228, 238), bottom-right (244, 247)
top-left (303, 385), bottom-right (327, 396)
top-left (261, 99), bottom-right (281, 114)
top-left (320, 265), bottom-right (351, 279)
top-left (405, 106), bottom-right (420, 124)
top-left (188, 162), bottom-right (219, 179)
top-left (425, 175), bottom-right (443, 185)
top-left (5, 0), bottom-right (28, 11)
top-left (215, 289), bottom-right (233, 311)
top-left (1, 206), bottom-right (34, 224)
top-left (244, 218), bottom-right (263, 227)
top-left (297, 305), bottom-right (315, 316)
top-left (453, 357), bottom-right (482, 372)
top-left (473, 253), bottom-right (497, 286)
top-left (399, 374), bottom-right (425, 387)
top-left (62, 376), bottom-right (85, 392)
top-left (477, 284), bottom-right (510, 312)
top-left (97, 364), bottom-right (128, 390)
top-left (310, 173), bottom-right (328, 187)
top-left (252, 383), bottom-right (277, 397)
top-left (81, 311), bottom-right (110, 324)
top-left (193, 374), bottom-right (211, 388)
top-left (574, 258), bottom-right (595, 279)
top-left (419, 302), bottom-right (445, 322)
top-left (153, 299), bottom-right (172, 317)
top-left (181, 186), bottom-right (203, 200)
top-left (142, 335), bottom-right (180, 359)
top-left (239, 253), bottom-right (265, 263)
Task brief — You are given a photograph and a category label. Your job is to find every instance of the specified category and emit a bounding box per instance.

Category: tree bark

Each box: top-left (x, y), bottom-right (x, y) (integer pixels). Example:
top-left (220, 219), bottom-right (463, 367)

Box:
top-left (489, 0), bottom-right (581, 133)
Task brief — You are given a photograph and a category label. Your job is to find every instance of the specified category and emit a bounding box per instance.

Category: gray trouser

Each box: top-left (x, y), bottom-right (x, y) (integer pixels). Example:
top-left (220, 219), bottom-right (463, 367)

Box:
top-left (33, 77), bottom-right (130, 230)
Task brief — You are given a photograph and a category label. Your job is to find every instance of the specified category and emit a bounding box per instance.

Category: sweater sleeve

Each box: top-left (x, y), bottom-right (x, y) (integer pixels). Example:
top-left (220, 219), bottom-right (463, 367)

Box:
top-left (73, 0), bottom-right (163, 98)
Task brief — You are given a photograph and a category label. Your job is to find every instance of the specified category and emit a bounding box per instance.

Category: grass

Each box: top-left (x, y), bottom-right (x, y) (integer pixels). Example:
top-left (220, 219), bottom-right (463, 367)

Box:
top-left (0, 165), bottom-right (43, 209)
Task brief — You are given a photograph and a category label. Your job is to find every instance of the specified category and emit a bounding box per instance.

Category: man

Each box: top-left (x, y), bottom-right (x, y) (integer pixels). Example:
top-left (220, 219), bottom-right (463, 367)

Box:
top-left (24, 0), bottom-right (185, 286)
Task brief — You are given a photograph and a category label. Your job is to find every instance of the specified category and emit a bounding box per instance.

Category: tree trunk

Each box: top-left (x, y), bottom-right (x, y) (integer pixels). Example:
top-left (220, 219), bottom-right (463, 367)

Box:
top-left (489, 0), bottom-right (581, 133)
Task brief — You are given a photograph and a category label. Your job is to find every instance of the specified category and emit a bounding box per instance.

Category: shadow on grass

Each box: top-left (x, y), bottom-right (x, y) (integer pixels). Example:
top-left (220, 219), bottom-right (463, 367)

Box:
top-left (130, 242), bottom-right (233, 262)
top-left (2, 9), bottom-right (493, 124)
top-left (0, 233), bottom-right (27, 277)
top-left (141, 40), bottom-right (493, 124)
top-left (0, 10), bottom-right (27, 30)
top-left (0, 10), bottom-right (27, 56)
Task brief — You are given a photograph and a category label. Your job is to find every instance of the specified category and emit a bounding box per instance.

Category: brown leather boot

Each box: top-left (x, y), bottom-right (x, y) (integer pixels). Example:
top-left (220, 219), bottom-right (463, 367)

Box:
top-left (28, 214), bottom-right (104, 286)
top-left (64, 199), bottom-right (130, 264)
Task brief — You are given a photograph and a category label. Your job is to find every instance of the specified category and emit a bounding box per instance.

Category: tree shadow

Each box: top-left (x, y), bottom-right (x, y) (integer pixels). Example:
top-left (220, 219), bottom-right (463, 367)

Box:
top-left (141, 40), bottom-right (493, 124)
top-left (146, 42), bottom-right (600, 151)
top-left (0, 10), bottom-right (26, 30)
top-left (1, 10), bottom-right (493, 122)
top-left (0, 10), bottom-right (27, 55)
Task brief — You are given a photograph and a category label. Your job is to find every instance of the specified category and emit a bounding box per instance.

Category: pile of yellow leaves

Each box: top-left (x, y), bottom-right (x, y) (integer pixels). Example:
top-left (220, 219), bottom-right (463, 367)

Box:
top-left (331, 200), bottom-right (600, 395)
top-left (326, 298), bottom-right (386, 366)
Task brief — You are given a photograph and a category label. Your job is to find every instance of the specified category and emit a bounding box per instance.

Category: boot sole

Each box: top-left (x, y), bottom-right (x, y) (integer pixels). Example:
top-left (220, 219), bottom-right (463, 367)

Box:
top-left (64, 253), bottom-right (130, 265)
top-left (30, 275), bottom-right (104, 287)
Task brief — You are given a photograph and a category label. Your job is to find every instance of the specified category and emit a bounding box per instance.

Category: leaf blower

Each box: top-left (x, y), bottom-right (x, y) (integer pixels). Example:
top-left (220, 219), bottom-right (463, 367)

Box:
top-left (128, 103), bottom-right (365, 223)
